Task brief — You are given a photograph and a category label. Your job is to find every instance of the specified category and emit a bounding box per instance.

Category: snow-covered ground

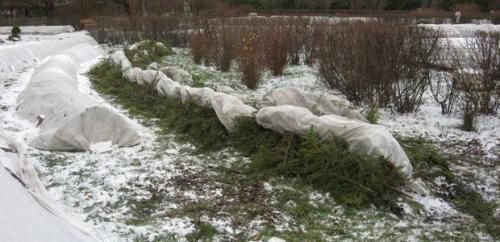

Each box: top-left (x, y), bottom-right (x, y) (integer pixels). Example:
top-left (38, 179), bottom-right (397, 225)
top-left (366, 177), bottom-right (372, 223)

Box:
top-left (0, 26), bottom-right (498, 241)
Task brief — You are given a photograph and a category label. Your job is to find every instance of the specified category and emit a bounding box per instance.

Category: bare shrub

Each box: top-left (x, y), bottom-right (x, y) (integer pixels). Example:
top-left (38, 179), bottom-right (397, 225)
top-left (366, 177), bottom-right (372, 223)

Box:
top-left (190, 30), bottom-right (212, 65)
top-left (304, 24), bottom-right (327, 66)
top-left (262, 22), bottom-right (290, 76)
top-left (318, 21), bottom-right (441, 113)
top-left (430, 71), bottom-right (458, 114)
top-left (214, 25), bottom-right (237, 72)
top-left (88, 16), bottom-right (192, 46)
top-left (466, 31), bottom-right (500, 114)
top-left (238, 30), bottom-right (264, 89)
top-left (429, 40), bottom-right (460, 115)
top-left (392, 26), bottom-right (441, 113)
top-left (454, 70), bottom-right (481, 131)
top-left (286, 18), bottom-right (309, 65)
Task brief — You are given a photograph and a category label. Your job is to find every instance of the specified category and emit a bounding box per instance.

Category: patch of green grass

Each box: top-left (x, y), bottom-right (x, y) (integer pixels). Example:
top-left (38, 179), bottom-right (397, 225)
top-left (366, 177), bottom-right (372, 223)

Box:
top-left (186, 223), bottom-right (218, 242)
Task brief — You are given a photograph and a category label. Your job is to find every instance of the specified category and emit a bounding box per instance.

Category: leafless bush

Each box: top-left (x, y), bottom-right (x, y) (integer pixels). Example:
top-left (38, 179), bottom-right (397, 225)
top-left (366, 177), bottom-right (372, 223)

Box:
top-left (466, 31), bottom-right (500, 115)
top-left (190, 30), bottom-right (210, 65)
top-left (214, 26), bottom-right (237, 72)
top-left (429, 40), bottom-right (460, 115)
top-left (304, 24), bottom-right (327, 66)
top-left (430, 71), bottom-right (458, 114)
top-left (318, 21), bottom-right (441, 113)
top-left (238, 29), bottom-right (265, 89)
top-left (88, 16), bottom-right (192, 46)
top-left (453, 68), bottom-right (481, 131)
top-left (286, 19), bottom-right (309, 65)
top-left (262, 23), bottom-right (290, 76)
top-left (187, 17), bottom-right (324, 88)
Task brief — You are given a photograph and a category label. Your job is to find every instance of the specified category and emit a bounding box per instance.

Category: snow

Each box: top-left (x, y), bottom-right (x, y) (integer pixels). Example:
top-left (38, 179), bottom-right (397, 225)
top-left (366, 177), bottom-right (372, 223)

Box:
top-left (422, 24), bottom-right (500, 37)
top-left (89, 141), bottom-right (114, 153)
top-left (268, 237), bottom-right (286, 242)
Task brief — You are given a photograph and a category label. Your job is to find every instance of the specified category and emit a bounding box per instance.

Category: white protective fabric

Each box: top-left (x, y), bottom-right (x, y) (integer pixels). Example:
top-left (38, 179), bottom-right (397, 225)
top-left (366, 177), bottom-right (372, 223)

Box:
top-left (256, 105), bottom-right (413, 178)
top-left (156, 77), bottom-right (216, 107)
top-left (0, 131), bottom-right (96, 242)
top-left (110, 50), bottom-right (132, 72)
top-left (16, 47), bottom-right (141, 151)
top-left (0, 32), bottom-right (97, 77)
top-left (111, 52), bottom-right (167, 85)
top-left (262, 87), bottom-right (368, 122)
top-left (147, 62), bottom-right (159, 70)
top-left (160, 66), bottom-right (194, 86)
top-left (134, 69), bottom-right (167, 85)
top-left (0, 25), bottom-right (75, 34)
top-left (187, 87), bottom-right (217, 107)
top-left (211, 92), bottom-right (257, 132)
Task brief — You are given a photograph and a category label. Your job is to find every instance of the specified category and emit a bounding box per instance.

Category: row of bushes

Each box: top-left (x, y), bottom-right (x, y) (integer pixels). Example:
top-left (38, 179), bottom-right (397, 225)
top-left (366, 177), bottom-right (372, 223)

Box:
top-left (320, 22), bottom-right (498, 129)
top-left (190, 17), bottom-right (325, 89)
top-left (319, 21), bottom-right (441, 113)
top-left (189, 19), bottom-right (499, 122)
top-left (88, 16), bottom-right (192, 47)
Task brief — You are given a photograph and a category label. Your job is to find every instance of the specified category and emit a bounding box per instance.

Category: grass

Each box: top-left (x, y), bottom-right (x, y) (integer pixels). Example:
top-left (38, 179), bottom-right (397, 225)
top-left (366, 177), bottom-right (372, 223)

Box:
top-left (89, 59), bottom-right (499, 239)
top-left (186, 223), bottom-right (218, 242)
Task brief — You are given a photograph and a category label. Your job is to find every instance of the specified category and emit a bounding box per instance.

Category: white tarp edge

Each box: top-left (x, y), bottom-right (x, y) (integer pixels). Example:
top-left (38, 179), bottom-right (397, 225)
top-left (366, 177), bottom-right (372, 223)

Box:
top-left (0, 131), bottom-right (96, 242)
top-left (262, 87), bottom-right (368, 122)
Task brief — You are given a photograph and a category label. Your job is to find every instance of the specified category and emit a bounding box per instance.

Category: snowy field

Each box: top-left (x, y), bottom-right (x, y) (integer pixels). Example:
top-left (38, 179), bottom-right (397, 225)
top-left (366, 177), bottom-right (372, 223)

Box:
top-left (0, 25), bottom-right (498, 241)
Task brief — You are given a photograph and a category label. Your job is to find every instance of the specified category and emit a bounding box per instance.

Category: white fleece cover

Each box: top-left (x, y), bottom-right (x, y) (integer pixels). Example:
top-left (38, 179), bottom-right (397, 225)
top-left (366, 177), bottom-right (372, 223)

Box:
top-left (262, 87), bottom-right (368, 122)
top-left (16, 46), bottom-right (141, 151)
top-left (110, 50), bottom-right (132, 72)
top-left (0, 32), bottom-right (95, 76)
top-left (422, 24), bottom-right (500, 37)
top-left (256, 105), bottom-right (413, 179)
top-left (211, 92), bottom-right (257, 132)
top-left (160, 66), bottom-right (194, 86)
top-left (0, 25), bottom-right (75, 35)
top-left (0, 131), bottom-right (95, 242)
